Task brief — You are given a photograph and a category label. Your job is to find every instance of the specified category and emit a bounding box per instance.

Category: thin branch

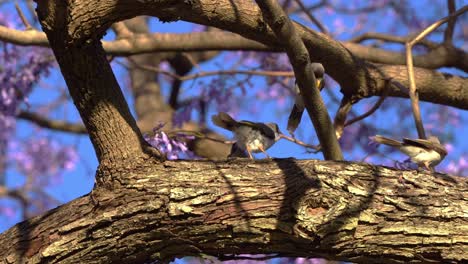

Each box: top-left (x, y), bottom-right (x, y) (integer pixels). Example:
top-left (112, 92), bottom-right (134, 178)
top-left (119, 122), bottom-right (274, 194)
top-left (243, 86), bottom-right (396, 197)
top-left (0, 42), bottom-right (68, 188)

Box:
top-left (293, 0), bottom-right (329, 35)
top-left (0, 186), bottom-right (28, 220)
top-left (17, 111), bottom-right (88, 134)
top-left (344, 80), bottom-right (391, 127)
top-left (255, 0), bottom-right (343, 160)
top-left (279, 133), bottom-right (320, 151)
top-left (291, 0), bottom-right (326, 14)
top-left (167, 130), bottom-right (235, 145)
top-left (349, 32), bottom-right (437, 49)
top-left (405, 5), bottom-right (468, 139)
top-left (123, 59), bottom-right (294, 81)
top-left (332, 2), bottom-right (390, 14)
top-left (443, 0), bottom-right (456, 44)
top-left (14, 3), bottom-right (32, 30)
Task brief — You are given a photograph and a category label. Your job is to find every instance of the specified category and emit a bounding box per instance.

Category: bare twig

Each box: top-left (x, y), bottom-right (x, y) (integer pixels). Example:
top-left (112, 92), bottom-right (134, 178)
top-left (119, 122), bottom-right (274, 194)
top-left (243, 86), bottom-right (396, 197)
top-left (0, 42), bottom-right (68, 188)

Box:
top-left (332, 2), bottom-right (390, 14)
top-left (17, 111), bottom-right (88, 134)
top-left (167, 130), bottom-right (235, 145)
top-left (167, 129), bottom-right (320, 151)
top-left (405, 5), bottom-right (468, 139)
top-left (443, 0), bottom-right (456, 44)
top-left (344, 80), bottom-right (391, 127)
top-left (279, 133), bottom-right (320, 151)
top-left (291, 0), bottom-right (326, 14)
top-left (0, 186), bottom-right (28, 219)
top-left (349, 32), bottom-right (437, 49)
top-left (123, 59), bottom-right (294, 81)
top-left (15, 3), bottom-right (32, 30)
top-left (293, 0), bottom-right (329, 34)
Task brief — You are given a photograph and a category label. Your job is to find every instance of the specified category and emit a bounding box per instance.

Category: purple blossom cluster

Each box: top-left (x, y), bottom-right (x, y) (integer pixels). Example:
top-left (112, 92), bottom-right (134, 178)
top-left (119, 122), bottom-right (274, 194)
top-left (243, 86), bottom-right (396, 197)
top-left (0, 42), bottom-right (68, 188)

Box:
top-left (0, 15), bottom-right (81, 221)
top-left (173, 77), bottom-right (243, 127)
top-left (201, 78), bottom-right (238, 113)
top-left (144, 123), bottom-right (195, 160)
top-left (10, 137), bottom-right (78, 185)
top-left (236, 52), bottom-right (294, 105)
top-left (444, 153), bottom-right (468, 175)
top-left (0, 41), bottom-right (54, 168)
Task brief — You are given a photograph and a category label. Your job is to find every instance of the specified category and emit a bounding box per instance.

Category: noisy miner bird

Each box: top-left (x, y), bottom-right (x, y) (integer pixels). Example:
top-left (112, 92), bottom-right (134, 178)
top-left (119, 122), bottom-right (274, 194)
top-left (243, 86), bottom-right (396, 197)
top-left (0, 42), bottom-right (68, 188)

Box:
top-left (372, 135), bottom-right (447, 171)
top-left (212, 112), bottom-right (281, 159)
top-left (287, 63), bottom-right (325, 135)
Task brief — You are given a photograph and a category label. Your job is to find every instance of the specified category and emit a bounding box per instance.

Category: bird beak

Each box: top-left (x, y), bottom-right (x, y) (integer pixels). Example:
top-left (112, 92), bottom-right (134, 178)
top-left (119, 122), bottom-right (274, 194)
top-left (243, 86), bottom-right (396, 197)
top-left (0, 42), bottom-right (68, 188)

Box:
top-left (316, 78), bottom-right (323, 90)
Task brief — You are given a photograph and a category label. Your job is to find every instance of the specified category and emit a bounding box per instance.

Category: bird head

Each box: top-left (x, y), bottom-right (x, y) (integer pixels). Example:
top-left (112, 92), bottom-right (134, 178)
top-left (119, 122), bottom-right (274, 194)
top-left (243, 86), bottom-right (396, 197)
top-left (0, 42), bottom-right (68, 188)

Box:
top-left (311, 63), bottom-right (325, 90)
top-left (265, 122), bottom-right (281, 140)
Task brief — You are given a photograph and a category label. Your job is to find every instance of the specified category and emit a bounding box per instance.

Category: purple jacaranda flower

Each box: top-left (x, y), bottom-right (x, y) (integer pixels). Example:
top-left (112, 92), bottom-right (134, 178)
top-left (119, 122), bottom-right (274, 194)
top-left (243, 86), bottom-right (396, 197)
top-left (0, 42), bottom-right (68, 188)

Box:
top-left (444, 155), bottom-right (468, 176)
top-left (144, 123), bottom-right (196, 160)
top-left (11, 138), bottom-right (78, 184)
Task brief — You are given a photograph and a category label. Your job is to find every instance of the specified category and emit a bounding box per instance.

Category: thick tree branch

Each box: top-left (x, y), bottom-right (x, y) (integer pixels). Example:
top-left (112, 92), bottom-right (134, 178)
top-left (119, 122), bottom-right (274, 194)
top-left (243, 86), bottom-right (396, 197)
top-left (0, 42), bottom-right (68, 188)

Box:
top-left (130, 0), bottom-right (466, 109)
top-left (0, 159), bottom-right (466, 263)
top-left (36, 2), bottom-right (163, 170)
top-left (0, 26), bottom-right (273, 53)
top-left (2, 24), bottom-right (466, 71)
top-left (122, 17), bottom-right (175, 133)
top-left (254, 0), bottom-right (342, 160)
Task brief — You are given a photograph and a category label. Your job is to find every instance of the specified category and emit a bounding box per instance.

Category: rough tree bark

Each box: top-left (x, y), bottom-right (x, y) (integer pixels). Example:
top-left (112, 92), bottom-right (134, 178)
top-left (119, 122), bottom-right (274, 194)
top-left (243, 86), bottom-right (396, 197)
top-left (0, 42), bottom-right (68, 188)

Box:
top-left (0, 0), bottom-right (466, 263)
top-left (0, 160), bottom-right (466, 263)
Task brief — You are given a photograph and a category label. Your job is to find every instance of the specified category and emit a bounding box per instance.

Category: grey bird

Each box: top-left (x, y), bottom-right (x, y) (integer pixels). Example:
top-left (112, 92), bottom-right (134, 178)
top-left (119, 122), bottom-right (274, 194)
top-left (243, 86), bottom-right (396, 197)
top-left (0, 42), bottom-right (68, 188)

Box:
top-left (212, 112), bottom-right (281, 159)
top-left (287, 63), bottom-right (325, 135)
top-left (372, 135), bottom-right (448, 170)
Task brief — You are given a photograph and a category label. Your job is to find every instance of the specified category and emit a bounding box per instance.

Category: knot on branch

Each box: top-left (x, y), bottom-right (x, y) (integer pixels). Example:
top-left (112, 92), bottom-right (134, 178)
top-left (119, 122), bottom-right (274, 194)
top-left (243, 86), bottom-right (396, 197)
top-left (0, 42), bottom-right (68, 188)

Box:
top-left (293, 191), bottom-right (354, 240)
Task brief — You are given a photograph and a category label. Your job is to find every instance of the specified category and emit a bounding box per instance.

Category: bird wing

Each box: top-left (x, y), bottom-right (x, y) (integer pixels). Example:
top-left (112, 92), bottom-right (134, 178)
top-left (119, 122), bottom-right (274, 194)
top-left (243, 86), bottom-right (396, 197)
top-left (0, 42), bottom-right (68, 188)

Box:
top-left (372, 135), bottom-right (402, 147)
top-left (403, 138), bottom-right (447, 155)
top-left (256, 123), bottom-right (276, 139)
top-left (287, 104), bottom-right (304, 133)
top-left (238, 121), bottom-right (276, 139)
top-left (212, 112), bottom-right (238, 131)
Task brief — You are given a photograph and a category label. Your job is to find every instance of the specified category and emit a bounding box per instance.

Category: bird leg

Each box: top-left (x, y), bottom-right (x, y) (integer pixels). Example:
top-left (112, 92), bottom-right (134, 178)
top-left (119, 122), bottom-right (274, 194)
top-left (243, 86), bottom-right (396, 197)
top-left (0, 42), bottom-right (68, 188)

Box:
top-left (425, 162), bottom-right (435, 172)
top-left (420, 161), bottom-right (433, 172)
top-left (246, 145), bottom-right (254, 159)
top-left (398, 174), bottom-right (405, 184)
top-left (258, 145), bottom-right (271, 159)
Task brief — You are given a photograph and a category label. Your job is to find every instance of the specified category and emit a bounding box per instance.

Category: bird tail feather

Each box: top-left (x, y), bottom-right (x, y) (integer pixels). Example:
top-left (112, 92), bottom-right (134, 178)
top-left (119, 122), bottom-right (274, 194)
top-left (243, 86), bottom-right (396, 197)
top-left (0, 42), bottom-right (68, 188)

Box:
top-left (287, 104), bottom-right (304, 133)
top-left (373, 135), bottom-right (402, 147)
top-left (212, 112), bottom-right (238, 131)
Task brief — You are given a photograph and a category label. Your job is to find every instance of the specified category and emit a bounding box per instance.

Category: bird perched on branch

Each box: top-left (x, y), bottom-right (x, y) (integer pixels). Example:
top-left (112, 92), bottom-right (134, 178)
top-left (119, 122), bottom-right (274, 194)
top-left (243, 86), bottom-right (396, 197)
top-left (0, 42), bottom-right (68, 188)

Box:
top-left (212, 112), bottom-right (281, 159)
top-left (372, 135), bottom-right (447, 171)
top-left (287, 63), bottom-right (325, 135)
